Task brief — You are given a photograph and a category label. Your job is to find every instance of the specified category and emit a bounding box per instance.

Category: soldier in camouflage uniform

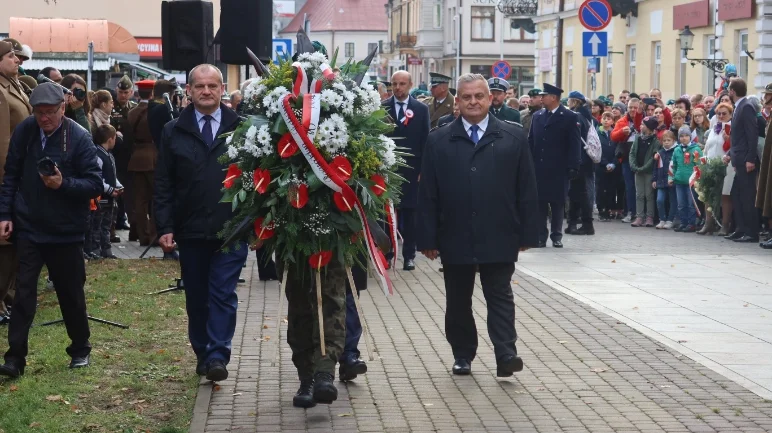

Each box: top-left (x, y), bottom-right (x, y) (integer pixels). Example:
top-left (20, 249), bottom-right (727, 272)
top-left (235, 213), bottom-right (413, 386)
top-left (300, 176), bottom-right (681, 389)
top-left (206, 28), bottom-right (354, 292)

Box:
top-left (111, 76), bottom-right (137, 236)
top-left (279, 259), bottom-right (347, 408)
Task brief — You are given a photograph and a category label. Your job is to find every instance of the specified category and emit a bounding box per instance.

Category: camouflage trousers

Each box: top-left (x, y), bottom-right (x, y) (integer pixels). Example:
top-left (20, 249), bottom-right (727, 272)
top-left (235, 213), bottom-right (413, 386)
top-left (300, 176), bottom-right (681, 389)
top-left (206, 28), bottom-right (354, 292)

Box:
top-left (279, 259), bottom-right (347, 379)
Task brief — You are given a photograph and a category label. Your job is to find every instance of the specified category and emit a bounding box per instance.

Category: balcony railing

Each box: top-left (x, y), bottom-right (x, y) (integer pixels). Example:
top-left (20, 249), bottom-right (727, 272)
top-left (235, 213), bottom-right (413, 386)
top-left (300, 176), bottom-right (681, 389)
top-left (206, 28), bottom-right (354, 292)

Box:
top-left (396, 33), bottom-right (417, 48)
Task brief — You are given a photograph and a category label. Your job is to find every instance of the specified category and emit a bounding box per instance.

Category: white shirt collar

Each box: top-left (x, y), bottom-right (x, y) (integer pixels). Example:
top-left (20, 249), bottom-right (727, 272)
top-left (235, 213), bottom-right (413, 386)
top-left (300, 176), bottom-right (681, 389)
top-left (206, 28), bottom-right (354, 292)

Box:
top-left (550, 105), bottom-right (560, 114)
top-left (735, 96), bottom-right (745, 106)
top-left (394, 95), bottom-right (409, 105)
top-left (195, 107), bottom-right (222, 124)
top-left (461, 115), bottom-right (490, 136)
top-left (437, 97), bottom-right (445, 105)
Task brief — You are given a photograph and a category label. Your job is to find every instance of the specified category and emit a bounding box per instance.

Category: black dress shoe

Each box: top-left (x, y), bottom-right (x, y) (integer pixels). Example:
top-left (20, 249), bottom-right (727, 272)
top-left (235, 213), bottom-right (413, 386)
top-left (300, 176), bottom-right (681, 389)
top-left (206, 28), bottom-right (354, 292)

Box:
top-left (573, 225), bottom-right (595, 235)
top-left (403, 259), bottom-right (416, 271)
top-left (339, 358), bottom-right (367, 381)
top-left (734, 235), bottom-right (759, 243)
top-left (293, 378), bottom-right (316, 408)
top-left (724, 231), bottom-right (743, 240)
top-left (0, 361), bottom-right (24, 378)
top-left (196, 361), bottom-right (208, 376)
top-left (496, 355), bottom-right (524, 377)
top-left (452, 359), bottom-right (472, 375)
top-left (312, 372), bottom-right (338, 404)
top-left (110, 236), bottom-right (121, 243)
top-left (537, 241), bottom-right (547, 248)
top-left (205, 359), bottom-right (228, 381)
top-left (69, 355), bottom-right (90, 369)
top-left (552, 240), bottom-right (563, 248)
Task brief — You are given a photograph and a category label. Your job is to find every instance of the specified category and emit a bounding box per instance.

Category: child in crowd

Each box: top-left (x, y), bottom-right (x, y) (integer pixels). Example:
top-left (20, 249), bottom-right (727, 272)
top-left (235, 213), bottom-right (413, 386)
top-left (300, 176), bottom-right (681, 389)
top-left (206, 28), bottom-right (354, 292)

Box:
top-left (669, 109), bottom-right (687, 137)
top-left (597, 112), bottom-right (622, 221)
top-left (90, 125), bottom-right (124, 259)
top-left (669, 125), bottom-right (702, 233)
top-left (629, 116), bottom-right (660, 227)
top-left (652, 131), bottom-right (678, 229)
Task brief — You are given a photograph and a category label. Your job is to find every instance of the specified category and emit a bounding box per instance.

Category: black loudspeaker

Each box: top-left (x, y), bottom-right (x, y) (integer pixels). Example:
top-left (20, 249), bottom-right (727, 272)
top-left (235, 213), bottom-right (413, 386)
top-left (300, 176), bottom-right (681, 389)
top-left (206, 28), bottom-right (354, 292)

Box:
top-left (218, 0), bottom-right (273, 64)
top-left (161, 0), bottom-right (215, 72)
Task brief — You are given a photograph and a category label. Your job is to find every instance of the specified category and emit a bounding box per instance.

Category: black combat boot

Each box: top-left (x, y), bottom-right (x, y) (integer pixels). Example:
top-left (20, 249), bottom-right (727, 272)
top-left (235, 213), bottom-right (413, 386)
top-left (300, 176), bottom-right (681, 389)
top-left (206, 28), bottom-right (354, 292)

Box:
top-left (293, 377), bottom-right (316, 408)
top-left (313, 372), bottom-right (338, 404)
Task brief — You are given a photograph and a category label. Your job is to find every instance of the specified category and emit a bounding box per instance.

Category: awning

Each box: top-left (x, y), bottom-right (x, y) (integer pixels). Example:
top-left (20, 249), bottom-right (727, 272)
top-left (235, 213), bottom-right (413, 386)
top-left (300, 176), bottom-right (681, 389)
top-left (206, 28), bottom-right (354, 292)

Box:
top-left (21, 58), bottom-right (115, 72)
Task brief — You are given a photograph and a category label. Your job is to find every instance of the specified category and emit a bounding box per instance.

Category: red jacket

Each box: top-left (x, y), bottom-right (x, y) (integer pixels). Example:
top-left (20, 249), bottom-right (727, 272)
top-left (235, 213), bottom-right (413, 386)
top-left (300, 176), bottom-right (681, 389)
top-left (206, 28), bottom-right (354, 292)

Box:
top-left (611, 112), bottom-right (643, 142)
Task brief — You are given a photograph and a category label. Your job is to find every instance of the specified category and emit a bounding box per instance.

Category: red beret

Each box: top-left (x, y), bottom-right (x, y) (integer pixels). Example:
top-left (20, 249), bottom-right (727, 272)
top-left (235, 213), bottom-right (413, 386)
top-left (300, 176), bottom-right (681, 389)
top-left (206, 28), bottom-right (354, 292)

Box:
top-left (136, 79), bottom-right (155, 90)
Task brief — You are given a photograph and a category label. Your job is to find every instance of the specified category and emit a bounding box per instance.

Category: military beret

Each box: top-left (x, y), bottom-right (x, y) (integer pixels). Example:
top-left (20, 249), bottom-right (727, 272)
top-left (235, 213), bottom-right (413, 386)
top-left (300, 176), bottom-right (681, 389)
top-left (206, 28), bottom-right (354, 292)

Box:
top-left (666, 98), bottom-right (676, 105)
top-left (0, 41), bottom-right (12, 58)
top-left (487, 77), bottom-right (509, 92)
top-left (117, 75), bottom-right (134, 90)
top-left (136, 79), bottom-right (155, 90)
top-left (560, 97), bottom-right (568, 105)
top-left (29, 82), bottom-right (64, 106)
top-left (429, 72), bottom-right (451, 87)
top-left (568, 90), bottom-right (586, 101)
top-left (527, 88), bottom-right (542, 97)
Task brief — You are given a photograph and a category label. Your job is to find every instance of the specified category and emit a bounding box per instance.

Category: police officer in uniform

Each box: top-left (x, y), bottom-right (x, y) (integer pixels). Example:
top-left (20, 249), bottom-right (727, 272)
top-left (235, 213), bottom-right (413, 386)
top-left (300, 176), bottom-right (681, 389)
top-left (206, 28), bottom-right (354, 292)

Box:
top-left (528, 84), bottom-right (582, 248)
top-left (519, 88), bottom-right (543, 133)
top-left (488, 78), bottom-right (520, 123)
top-left (425, 72), bottom-right (454, 128)
top-left (111, 76), bottom-right (137, 234)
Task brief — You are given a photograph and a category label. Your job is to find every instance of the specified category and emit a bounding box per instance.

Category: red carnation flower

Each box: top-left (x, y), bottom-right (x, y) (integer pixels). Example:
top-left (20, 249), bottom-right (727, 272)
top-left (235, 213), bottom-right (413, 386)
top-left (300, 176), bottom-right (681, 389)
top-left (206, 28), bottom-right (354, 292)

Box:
top-left (288, 183), bottom-right (309, 209)
top-left (309, 250), bottom-right (333, 269)
top-left (223, 164), bottom-right (242, 189)
top-left (330, 156), bottom-right (352, 181)
top-left (370, 174), bottom-right (387, 197)
top-left (278, 133), bottom-right (298, 158)
top-left (254, 217), bottom-right (275, 240)
top-left (333, 191), bottom-right (353, 212)
top-left (253, 169), bottom-right (271, 194)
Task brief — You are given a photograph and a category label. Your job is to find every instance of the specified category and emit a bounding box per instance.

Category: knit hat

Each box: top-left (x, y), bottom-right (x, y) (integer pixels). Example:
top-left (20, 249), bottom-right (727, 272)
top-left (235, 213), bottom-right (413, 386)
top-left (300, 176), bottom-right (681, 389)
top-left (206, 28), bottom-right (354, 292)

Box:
top-left (642, 116), bottom-right (658, 131)
top-left (612, 102), bottom-right (627, 114)
top-left (678, 125), bottom-right (692, 137)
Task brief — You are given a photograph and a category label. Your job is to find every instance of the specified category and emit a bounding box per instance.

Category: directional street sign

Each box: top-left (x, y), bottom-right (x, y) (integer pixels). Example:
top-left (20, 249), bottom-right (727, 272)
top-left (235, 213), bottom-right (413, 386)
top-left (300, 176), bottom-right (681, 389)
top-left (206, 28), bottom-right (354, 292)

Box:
top-left (578, 0), bottom-right (613, 32)
top-left (491, 60), bottom-right (512, 80)
top-left (272, 38), bottom-right (293, 64)
top-left (582, 31), bottom-right (608, 57)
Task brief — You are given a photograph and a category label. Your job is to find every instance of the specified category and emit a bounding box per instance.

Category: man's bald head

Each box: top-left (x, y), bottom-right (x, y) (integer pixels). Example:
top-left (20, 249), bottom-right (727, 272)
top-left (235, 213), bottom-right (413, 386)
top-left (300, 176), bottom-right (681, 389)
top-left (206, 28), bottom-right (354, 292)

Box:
top-left (391, 71), bottom-right (412, 100)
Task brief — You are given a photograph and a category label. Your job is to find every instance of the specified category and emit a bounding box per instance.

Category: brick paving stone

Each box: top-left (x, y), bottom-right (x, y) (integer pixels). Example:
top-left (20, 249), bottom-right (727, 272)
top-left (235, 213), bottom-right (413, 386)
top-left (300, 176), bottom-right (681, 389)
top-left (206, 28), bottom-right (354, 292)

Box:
top-left (182, 235), bottom-right (772, 432)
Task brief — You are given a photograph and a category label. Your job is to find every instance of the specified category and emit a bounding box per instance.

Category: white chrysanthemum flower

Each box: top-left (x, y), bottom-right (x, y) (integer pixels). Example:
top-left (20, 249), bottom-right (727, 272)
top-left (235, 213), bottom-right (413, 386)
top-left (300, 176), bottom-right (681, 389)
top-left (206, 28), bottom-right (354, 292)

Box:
top-left (226, 134), bottom-right (234, 145)
top-left (381, 149), bottom-right (397, 169)
top-left (341, 91), bottom-right (356, 116)
top-left (244, 77), bottom-right (265, 100)
top-left (246, 125), bottom-right (258, 140)
top-left (297, 51), bottom-right (329, 66)
top-left (256, 125), bottom-right (271, 146)
top-left (320, 89), bottom-right (343, 109)
top-left (227, 145), bottom-right (239, 159)
top-left (262, 86), bottom-right (289, 116)
top-left (317, 114), bottom-right (349, 153)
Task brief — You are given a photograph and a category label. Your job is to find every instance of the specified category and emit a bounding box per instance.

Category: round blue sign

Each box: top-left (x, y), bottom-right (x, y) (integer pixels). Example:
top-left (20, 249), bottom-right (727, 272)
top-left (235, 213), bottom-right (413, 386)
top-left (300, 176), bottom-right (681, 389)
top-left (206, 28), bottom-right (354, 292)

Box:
top-left (578, 0), bottom-right (612, 32)
top-left (491, 60), bottom-right (512, 80)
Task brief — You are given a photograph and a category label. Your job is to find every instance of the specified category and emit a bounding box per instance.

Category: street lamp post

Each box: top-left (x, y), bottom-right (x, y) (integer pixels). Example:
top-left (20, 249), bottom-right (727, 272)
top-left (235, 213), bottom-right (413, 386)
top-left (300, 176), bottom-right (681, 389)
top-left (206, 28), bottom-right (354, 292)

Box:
top-left (679, 26), bottom-right (729, 73)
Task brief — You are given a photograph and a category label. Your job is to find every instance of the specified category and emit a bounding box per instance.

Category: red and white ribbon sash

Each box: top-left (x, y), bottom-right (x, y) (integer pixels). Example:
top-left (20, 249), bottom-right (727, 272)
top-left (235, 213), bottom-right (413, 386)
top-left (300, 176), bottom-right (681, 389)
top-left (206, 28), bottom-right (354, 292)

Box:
top-left (385, 200), bottom-right (398, 269)
top-left (279, 64), bottom-right (393, 295)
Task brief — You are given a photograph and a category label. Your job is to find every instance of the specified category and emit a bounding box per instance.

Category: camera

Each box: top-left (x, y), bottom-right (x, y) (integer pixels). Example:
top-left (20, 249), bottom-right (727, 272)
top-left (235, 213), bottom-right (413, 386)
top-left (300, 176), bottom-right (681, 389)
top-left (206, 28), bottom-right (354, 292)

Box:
top-left (72, 88), bottom-right (86, 102)
top-left (37, 157), bottom-right (57, 176)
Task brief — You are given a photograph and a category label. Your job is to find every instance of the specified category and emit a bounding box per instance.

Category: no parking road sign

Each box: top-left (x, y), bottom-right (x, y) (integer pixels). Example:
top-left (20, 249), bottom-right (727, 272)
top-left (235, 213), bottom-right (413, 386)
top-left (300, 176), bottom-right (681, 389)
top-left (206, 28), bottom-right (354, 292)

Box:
top-left (491, 60), bottom-right (512, 80)
top-left (578, 0), bottom-right (612, 32)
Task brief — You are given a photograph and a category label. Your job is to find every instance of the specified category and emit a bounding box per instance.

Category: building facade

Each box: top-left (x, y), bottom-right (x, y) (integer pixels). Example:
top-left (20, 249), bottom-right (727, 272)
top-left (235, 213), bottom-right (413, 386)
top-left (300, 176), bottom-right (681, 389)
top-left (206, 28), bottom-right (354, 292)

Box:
top-left (534, 0), bottom-right (763, 99)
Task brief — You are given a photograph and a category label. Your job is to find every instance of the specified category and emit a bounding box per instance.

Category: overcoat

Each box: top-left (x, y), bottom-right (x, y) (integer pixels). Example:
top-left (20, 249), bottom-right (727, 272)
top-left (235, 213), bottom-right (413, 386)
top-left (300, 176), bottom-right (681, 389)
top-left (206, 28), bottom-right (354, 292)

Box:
top-left (490, 105), bottom-right (521, 123)
top-left (425, 95), bottom-right (454, 129)
top-left (528, 105), bottom-right (582, 202)
top-left (382, 95), bottom-right (430, 209)
top-left (0, 73), bottom-right (32, 181)
top-left (416, 116), bottom-right (540, 265)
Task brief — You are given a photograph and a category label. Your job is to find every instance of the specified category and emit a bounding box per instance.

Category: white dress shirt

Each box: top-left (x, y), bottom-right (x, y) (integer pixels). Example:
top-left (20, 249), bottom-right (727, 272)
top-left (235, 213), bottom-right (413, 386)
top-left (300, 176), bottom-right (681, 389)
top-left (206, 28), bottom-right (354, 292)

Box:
top-left (195, 107), bottom-right (222, 138)
top-left (461, 114), bottom-right (490, 140)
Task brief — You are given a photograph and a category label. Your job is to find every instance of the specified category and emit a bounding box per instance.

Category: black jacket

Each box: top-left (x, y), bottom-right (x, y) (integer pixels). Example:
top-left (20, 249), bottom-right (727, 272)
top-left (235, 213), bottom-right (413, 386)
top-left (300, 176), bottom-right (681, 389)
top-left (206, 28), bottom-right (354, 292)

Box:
top-left (730, 98), bottom-right (760, 168)
top-left (0, 116), bottom-right (102, 243)
top-left (154, 103), bottom-right (240, 241)
top-left (148, 101), bottom-right (175, 149)
top-left (382, 95), bottom-right (430, 209)
top-left (416, 116), bottom-right (540, 264)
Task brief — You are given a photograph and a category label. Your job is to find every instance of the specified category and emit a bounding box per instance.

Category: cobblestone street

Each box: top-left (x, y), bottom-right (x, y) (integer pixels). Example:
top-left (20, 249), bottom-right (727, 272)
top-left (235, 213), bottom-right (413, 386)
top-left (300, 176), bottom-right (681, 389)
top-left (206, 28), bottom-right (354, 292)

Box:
top-left (183, 221), bottom-right (772, 433)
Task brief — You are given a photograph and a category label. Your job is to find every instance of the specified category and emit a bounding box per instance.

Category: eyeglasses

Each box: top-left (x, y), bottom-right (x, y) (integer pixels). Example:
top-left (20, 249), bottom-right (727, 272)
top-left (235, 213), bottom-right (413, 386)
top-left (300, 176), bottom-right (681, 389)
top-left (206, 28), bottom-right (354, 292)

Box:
top-left (33, 107), bottom-right (62, 118)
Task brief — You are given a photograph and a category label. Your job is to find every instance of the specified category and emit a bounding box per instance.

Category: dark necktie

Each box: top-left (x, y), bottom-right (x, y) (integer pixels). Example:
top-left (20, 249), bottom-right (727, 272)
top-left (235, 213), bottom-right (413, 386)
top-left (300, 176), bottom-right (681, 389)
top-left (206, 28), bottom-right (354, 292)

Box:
top-left (396, 102), bottom-right (404, 121)
top-left (469, 124), bottom-right (480, 145)
top-left (202, 115), bottom-right (214, 147)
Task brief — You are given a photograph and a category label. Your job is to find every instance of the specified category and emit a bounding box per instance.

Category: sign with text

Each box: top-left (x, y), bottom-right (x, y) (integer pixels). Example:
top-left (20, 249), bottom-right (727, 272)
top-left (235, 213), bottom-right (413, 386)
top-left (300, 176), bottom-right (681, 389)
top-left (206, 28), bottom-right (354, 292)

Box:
top-left (136, 37), bottom-right (163, 59)
top-left (673, 0), bottom-right (710, 30)
top-left (539, 49), bottom-right (553, 72)
top-left (407, 56), bottom-right (422, 65)
top-left (718, 0), bottom-right (753, 21)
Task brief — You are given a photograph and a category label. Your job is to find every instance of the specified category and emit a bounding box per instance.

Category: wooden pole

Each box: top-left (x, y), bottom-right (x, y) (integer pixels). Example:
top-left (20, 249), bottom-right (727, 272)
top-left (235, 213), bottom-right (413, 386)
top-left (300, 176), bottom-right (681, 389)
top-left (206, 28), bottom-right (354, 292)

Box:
top-left (345, 267), bottom-right (374, 361)
top-left (316, 265), bottom-right (326, 357)
top-left (272, 266), bottom-right (289, 367)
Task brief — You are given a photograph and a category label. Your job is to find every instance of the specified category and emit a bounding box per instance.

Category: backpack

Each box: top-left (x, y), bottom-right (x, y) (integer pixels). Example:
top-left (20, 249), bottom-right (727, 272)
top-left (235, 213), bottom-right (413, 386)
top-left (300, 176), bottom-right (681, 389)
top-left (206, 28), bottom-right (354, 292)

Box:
top-left (581, 121), bottom-right (602, 164)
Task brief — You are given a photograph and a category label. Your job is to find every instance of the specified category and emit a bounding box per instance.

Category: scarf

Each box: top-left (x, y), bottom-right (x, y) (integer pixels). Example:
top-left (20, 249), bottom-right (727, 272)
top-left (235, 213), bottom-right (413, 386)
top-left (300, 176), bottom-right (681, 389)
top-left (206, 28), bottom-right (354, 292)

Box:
top-left (91, 107), bottom-right (111, 128)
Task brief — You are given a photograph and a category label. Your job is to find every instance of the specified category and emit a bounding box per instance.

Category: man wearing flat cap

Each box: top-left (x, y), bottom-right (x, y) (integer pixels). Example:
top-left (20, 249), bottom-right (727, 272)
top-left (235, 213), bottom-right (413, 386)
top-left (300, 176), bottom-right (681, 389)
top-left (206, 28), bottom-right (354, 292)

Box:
top-left (0, 40), bottom-right (32, 323)
top-left (528, 84), bottom-right (582, 248)
top-left (425, 72), bottom-right (455, 128)
top-left (488, 78), bottom-right (521, 124)
top-left (111, 75), bottom-right (137, 234)
top-left (519, 88), bottom-right (543, 133)
top-left (0, 83), bottom-right (102, 378)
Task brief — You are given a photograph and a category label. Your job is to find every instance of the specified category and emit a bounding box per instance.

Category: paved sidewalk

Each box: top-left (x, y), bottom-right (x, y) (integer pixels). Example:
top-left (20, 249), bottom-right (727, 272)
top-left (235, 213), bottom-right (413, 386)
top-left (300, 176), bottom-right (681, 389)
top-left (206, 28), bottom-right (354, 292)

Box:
top-left (194, 247), bottom-right (772, 432)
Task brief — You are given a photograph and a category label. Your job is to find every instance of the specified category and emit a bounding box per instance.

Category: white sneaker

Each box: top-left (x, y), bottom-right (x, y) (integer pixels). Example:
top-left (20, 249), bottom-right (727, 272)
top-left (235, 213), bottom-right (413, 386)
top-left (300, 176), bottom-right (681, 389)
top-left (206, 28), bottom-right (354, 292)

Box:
top-left (655, 221), bottom-right (665, 229)
top-left (622, 214), bottom-right (632, 223)
top-left (663, 221), bottom-right (674, 230)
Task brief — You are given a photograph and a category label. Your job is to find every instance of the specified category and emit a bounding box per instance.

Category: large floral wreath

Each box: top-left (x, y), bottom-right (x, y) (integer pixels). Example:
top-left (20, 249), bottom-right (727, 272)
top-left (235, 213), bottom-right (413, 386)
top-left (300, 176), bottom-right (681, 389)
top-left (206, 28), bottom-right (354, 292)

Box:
top-left (218, 40), bottom-right (408, 294)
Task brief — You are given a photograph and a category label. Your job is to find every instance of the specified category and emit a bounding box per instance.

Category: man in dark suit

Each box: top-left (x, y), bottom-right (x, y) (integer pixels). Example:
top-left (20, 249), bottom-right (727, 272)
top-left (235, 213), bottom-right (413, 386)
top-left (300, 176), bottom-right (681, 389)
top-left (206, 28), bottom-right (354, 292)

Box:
top-left (417, 73), bottom-right (540, 377)
top-left (528, 84), bottom-right (582, 248)
top-left (727, 78), bottom-right (760, 243)
top-left (154, 64), bottom-right (246, 382)
top-left (382, 70), bottom-right (430, 270)
top-left (488, 78), bottom-right (521, 123)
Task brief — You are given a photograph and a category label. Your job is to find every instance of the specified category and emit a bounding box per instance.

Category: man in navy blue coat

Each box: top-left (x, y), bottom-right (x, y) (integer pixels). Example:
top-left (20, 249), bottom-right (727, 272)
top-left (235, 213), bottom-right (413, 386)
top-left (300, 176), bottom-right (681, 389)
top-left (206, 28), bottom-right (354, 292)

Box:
top-left (382, 70), bottom-right (430, 270)
top-left (528, 84), bottom-right (582, 248)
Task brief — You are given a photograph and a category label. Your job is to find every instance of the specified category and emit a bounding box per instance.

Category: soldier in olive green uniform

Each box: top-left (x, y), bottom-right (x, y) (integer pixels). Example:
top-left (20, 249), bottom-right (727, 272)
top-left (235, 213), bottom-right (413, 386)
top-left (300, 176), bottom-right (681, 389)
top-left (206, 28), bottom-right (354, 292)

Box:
top-left (424, 72), bottom-right (454, 128)
top-left (519, 88), bottom-right (543, 134)
top-left (487, 77), bottom-right (521, 123)
top-left (279, 260), bottom-right (347, 409)
top-left (111, 76), bottom-right (137, 236)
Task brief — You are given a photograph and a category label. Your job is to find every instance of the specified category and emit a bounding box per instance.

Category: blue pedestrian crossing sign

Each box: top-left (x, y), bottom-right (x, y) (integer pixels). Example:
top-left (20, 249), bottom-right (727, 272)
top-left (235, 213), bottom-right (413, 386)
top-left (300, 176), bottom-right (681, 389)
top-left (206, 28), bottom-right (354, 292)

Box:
top-left (272, 38), bottom-right (293, 64)
top-left (582, 32), bottom-right (607, 57)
